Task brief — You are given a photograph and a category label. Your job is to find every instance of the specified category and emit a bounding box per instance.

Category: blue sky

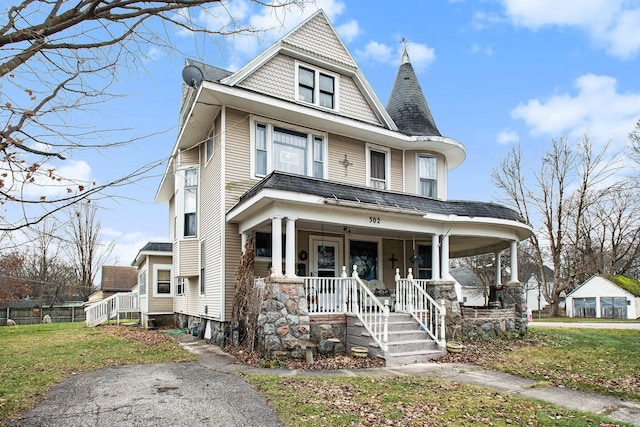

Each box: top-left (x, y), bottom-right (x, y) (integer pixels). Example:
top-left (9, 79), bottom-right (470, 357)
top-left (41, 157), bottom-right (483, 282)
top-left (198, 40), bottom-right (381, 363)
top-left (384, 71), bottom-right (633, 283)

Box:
top-left (51, 0), bottom-right (640, 266)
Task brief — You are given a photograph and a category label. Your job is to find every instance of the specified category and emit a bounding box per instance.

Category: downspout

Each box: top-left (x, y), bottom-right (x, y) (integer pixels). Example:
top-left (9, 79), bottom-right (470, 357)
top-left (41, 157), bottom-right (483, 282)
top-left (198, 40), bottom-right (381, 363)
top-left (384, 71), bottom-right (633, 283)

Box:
top-left (220, 106), bottom-right (227, 322)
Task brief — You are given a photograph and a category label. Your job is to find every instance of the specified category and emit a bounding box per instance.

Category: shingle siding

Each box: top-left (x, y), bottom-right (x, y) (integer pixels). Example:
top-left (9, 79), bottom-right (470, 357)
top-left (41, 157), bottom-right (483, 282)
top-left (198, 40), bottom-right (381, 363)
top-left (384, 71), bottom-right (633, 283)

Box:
top-left (283, 12), bottom-right (356, 68)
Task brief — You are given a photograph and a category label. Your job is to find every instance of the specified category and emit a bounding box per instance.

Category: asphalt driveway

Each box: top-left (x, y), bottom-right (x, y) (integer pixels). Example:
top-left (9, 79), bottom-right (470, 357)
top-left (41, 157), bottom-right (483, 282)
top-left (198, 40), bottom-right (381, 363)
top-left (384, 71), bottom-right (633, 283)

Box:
top-left (5, 362), bottom-right (282, 427)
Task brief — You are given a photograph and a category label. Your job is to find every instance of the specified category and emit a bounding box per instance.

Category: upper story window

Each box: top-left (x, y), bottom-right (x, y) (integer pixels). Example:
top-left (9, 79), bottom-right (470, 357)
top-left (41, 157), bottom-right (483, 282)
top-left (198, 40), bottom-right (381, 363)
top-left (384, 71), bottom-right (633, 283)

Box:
top-left (419, 155), bottom-right (437, 198)
top-left (205, 126), bottom-right (215, 163)
top-left (366, 145), bottom-right (390, 190)
top-left (183, 167), bottom-right (198, 237)
top-left (253, 119), bottom-right (326, 179)
top-left (297, 64), bottom-right (337, 110)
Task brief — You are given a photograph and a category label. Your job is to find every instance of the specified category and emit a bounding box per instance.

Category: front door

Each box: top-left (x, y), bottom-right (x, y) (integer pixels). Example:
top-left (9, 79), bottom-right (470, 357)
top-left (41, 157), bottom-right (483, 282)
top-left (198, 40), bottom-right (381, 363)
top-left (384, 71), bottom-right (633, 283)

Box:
top-left (310, 237), bottom-right (342, 277)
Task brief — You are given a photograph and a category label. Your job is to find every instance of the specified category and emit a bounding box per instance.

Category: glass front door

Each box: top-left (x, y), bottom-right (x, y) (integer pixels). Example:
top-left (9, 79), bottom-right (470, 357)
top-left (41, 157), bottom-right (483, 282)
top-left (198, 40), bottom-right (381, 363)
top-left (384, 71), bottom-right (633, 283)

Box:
top-left (311, 237), bottom-right (342, 277)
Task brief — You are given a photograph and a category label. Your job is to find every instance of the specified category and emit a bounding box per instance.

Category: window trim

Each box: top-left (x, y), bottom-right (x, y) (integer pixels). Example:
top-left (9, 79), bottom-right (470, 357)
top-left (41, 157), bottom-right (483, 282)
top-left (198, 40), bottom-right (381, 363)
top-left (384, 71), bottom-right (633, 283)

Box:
top-left (250, 116), bottom-right (327, 180)
top-left (417, 154), bottom-right (437, 198)
top-left (365, 144), bottom-right (391, 190)
top-left (179, 166), bottom-right (199, 239)
top-left (200, 240), bottom-right (206, 295)
top-left (153, 264), bottom-right (173, 297)
top-left (176, 278), bottom-right (185, 296)
top-left (205, 125), bottom-right (215, 164)
top-left (295, 61), bottom-right (339, 111)
top-left (138, 269), bottom-right (147, 296)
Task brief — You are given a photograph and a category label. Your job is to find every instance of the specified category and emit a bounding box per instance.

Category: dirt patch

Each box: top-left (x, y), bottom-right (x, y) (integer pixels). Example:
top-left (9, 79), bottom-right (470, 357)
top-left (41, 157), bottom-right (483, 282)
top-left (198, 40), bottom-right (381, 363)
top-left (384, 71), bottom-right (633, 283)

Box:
top-left (101, 325), bottom-right (175, 346)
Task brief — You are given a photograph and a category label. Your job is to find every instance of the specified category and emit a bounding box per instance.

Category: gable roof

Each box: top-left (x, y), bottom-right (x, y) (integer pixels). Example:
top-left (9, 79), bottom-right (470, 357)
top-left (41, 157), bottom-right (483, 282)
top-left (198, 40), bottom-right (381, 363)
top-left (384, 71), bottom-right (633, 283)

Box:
top-left (100, 266), bottom-right (137, 292)
top-left (231, 171), bottom-right (529, 224)
top-left (387, 48), bottom-right (441, 136)
top-left (604, 275), bottom-right (640, 297)
top-left (131, 241), bottom-right (173, 267)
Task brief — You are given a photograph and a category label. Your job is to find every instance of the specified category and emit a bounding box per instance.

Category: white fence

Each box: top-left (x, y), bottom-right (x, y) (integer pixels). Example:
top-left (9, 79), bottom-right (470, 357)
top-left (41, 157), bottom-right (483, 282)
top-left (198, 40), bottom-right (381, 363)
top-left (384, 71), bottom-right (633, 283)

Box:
top-left (85, 292), bottom-right (138, 327)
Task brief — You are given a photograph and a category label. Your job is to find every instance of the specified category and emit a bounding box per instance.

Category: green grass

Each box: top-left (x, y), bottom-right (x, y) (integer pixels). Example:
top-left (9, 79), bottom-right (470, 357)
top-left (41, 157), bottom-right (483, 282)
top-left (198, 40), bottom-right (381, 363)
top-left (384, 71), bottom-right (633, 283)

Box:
top-left (0, 322), bottom-right (195, 422)
top-left (247, 375), bottom-right (634, 426)
top-left (532, 317), bottom-right (640, 323)
top-left (477, 328), bottom-right (640, 401)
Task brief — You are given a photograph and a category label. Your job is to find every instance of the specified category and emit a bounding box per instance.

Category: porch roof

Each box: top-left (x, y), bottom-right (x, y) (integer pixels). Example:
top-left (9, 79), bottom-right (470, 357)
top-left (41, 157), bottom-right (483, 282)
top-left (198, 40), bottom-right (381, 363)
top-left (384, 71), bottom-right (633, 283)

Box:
top-left (230, 171), bottom-right (528, 225)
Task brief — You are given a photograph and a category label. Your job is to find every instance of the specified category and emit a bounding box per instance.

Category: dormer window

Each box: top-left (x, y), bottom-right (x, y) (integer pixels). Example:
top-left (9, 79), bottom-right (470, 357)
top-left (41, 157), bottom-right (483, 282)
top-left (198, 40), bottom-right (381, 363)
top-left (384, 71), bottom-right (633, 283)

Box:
top-left (297, 64), bottom-right (337, 109)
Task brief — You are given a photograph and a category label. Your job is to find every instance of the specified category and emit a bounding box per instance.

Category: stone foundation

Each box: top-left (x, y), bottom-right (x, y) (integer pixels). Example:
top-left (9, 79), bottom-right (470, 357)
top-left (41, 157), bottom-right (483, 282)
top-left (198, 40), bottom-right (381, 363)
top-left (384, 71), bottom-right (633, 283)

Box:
top-left (309, 314), bottom-right (347, 354)
top-left (425, 280), bottom-right (462, 340)
top-left (175, 313), bottom-right (229, 347)
top-left (257, 277), bottom-right (310, 358)
top-left (460, 282), bottom-right (527, 340)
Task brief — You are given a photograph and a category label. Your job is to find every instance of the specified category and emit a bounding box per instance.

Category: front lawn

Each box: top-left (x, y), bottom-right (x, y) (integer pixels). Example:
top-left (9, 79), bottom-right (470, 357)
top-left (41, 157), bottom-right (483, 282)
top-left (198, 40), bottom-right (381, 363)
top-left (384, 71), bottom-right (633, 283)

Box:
top-left (248, 375), bottom-right (633, 426)
top-left (443, 328), bottom-right (640, 402)
top-left (0, 322), bottom-right (194, 422)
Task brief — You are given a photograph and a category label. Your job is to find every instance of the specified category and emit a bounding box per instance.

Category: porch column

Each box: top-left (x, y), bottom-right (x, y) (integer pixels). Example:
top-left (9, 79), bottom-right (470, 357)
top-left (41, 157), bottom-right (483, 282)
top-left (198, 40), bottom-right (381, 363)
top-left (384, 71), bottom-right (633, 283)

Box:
top-left (431, 234), bottom-right (440, 280)
top-left (509, 240), bottom-right (518, 282)
top-left (494, 250), bottom-right (502, 286)
top-left (241, 232), bottom-right (248, 254)
top-left (441, 234), bottom-right (450, 279)
top-left (271, 216), bottom-right (283, 276)
top-left (285, 217), bottom-right (297, 277)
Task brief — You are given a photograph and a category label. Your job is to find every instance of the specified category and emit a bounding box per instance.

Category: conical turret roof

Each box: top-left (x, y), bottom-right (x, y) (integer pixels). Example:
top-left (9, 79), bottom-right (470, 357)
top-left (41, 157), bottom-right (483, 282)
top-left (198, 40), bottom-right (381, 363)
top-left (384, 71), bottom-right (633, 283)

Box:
top-left (386, 48), bottom-right (441, 136)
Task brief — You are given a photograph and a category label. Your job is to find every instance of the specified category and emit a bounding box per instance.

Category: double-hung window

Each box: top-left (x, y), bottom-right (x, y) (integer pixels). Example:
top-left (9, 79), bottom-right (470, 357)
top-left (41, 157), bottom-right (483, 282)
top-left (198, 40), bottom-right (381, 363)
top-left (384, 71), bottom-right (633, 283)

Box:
top-left (183, 168), bottom-right (197, 237)
top-left (298, 65), bottom-right (336, 109)
top-left (253, 120), bottom-right (325, 179)
top-left (367, 145), bottom-right (389, 190)
top-left (419, 155), bottom-right (437, 197)
top-left (155, 267), bottom-right (172, 296)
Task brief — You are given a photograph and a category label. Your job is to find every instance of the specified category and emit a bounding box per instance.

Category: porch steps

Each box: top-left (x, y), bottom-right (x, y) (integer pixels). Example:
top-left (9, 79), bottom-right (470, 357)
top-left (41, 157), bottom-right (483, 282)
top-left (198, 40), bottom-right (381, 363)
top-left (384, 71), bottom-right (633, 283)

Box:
top-left (346, 313), bottom-right (446, 367)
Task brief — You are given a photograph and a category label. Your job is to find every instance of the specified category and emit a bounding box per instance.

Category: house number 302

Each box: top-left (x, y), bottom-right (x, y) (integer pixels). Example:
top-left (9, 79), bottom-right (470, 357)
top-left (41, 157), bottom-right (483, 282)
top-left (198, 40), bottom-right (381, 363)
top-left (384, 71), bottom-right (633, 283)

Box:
top-left (368, 216), bottom-right (381, 224)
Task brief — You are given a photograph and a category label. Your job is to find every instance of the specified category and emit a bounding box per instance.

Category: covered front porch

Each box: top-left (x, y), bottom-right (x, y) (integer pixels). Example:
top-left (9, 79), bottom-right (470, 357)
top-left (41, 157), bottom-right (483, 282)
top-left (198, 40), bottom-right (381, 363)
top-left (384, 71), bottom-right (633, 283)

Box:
top-left (228, 172), bottom-right (532, 363)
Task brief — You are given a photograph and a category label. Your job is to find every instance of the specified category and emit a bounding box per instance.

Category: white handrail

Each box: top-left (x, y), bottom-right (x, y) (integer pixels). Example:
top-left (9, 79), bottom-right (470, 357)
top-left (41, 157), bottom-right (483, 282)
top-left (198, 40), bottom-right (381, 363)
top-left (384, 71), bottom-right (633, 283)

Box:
top-left (395, 268), bottom-right (446, 346)
top-left (84, 292), bottom-right (138, 327)
top-left (349, 266), bottom-right (389, 353)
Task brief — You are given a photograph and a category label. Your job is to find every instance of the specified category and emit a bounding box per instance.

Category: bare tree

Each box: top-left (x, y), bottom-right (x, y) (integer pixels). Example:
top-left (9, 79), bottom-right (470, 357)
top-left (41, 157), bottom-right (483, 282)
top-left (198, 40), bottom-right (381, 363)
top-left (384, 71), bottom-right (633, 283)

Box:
top-left (1, 0), bottom-right (307, 231)
top-left (0, 251), bottom-right (30, 304)
top-left (65, 201), bottom-right (114, 299)
top-left (20, 219), bottom-right (76, 306)
top-left (491, 137), bottom-right (622, 315)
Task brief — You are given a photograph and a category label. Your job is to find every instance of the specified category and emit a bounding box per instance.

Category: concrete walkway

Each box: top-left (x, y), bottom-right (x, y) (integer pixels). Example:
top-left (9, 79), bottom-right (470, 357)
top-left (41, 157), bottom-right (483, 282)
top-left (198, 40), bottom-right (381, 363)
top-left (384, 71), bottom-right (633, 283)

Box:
top-left (172, 333), bottom-right (640, 426)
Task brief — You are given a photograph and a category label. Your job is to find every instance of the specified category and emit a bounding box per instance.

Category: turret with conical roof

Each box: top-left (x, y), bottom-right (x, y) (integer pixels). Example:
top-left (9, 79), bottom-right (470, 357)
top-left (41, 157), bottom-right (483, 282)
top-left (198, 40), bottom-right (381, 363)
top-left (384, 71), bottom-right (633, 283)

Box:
top-left (386, 48), bottom-right (441, 137)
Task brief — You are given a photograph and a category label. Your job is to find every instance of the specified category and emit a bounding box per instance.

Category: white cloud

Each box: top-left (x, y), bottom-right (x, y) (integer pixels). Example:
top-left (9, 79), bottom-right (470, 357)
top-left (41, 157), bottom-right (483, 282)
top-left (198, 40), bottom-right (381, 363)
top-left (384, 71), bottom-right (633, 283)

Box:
top-left (472, 11), bottom-right (507, 30)
top-left (102, 228), bottom-right (168, 266)
top-left (470, 43), bottom-right (494, 56)
top-left (511, 74), bottom-right (640, 144)
top-left (21, 160), bottom-right (94, 199)
top-left (497, 129), bottom-right (519, 145)
top-left (501, 0), bottom-right (640, 59)
top-left (336, 19), bottom-right (360, 43)
top-left (356, 41), bottom-right (435, 71)
top-left (356, 41), bottom-right (395, 64)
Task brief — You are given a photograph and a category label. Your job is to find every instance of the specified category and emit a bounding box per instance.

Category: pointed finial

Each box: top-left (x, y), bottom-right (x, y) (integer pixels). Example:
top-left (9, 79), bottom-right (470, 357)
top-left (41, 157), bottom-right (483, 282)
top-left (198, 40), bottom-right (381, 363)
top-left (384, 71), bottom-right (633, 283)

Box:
top-left (400, 38), bottom-right (410, 64)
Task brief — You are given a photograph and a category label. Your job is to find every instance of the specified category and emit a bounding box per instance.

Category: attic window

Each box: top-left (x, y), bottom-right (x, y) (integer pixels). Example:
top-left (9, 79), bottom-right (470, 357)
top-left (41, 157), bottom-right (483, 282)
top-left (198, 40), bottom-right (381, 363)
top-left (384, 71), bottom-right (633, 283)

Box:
top-left (297, 64), bottom-right (337, 110)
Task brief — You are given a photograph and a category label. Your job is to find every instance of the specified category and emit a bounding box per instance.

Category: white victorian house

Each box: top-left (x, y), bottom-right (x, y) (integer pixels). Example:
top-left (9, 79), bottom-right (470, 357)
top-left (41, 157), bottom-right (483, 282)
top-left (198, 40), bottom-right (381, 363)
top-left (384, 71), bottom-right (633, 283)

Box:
top-left (126, 10), bottom-right (533, 363)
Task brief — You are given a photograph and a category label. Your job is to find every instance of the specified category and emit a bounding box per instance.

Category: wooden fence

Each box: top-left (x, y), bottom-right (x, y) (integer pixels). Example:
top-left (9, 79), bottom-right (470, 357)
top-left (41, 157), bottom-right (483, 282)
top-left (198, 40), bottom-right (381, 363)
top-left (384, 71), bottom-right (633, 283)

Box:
top-left (1, 306), bottom-right (88, 326)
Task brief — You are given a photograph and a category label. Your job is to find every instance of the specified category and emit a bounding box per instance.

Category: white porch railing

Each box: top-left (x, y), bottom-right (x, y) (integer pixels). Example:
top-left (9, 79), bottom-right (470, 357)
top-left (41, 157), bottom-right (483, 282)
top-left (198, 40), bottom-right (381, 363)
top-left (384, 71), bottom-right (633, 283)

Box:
top-left (303, 266), bottom-right (390, 353)
top-left (84, 292), bottom-right (138, 327)
top-left (395, 268), bottom-right (446, 346)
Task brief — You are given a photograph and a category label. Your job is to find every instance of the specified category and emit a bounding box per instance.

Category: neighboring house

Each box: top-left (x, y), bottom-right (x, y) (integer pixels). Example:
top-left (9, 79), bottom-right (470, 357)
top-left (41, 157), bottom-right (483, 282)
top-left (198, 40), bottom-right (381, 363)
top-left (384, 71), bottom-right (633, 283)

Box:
top-left (154, 11), bottom-right (532, 340)
top-left (131, 242), bottom-right (173, 328)
top-left (522, 265), bottom-right (553, 314)
top-left (449, 266), bottom-right (486, 307)
top-left (565, 275), bottom-right (640, 319)
top-left (87, 265), bottom-right (138, 304)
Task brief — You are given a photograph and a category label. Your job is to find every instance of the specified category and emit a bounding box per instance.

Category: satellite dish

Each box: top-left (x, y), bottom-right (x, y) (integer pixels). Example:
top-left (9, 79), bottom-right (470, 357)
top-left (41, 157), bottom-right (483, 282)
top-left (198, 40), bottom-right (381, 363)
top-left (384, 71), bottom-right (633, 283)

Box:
top-left (182, 64), bottom-right (204, 88)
